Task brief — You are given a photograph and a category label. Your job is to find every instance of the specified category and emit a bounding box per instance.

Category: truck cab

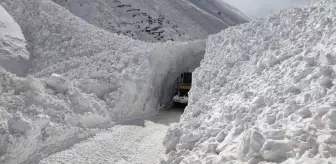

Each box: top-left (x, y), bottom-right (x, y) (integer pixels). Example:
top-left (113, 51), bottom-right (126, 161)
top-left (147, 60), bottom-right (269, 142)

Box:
top-left (173, 72), bottom-right (192, 108)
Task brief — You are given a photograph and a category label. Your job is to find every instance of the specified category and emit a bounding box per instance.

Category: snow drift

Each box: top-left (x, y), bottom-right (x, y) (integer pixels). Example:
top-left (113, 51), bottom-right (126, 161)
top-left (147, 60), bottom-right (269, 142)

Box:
top-left (162, 0), bottom-right (336, 163)
top-left (0, 0), bottom-right (214, 163)
top-left (52, 0), bottom-right (249, 42)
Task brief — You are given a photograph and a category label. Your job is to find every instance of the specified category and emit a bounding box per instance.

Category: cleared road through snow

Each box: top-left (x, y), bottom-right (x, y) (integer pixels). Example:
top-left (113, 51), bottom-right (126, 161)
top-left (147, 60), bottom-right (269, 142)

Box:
top-left (39, 109), bottom-right (183, 164)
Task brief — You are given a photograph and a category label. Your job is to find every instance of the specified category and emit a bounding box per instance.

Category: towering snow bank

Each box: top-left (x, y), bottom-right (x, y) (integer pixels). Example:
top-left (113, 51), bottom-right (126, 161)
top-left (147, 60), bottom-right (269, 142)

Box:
top-left (52, 0), bottom-right (249, 42)
top-left (0, 0), bottom-right (205, 119)
top-left (0, 5), bottom-right (29, 77)
top-left (162, 0), bottom-right (336, 163)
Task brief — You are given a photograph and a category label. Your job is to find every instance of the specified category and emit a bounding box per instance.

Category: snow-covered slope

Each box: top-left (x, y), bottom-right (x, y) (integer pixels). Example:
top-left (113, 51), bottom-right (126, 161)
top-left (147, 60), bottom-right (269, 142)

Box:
top-left (0, 5), bottom-right (30, 77)
top-left (162, 0), bottom-right (336, 163)
top-left (51, 0), bottom-right (249, 42)
top-left (223, 0), bottom-right (312, 19)
top-left (188, 0), bottom-right (250, 24)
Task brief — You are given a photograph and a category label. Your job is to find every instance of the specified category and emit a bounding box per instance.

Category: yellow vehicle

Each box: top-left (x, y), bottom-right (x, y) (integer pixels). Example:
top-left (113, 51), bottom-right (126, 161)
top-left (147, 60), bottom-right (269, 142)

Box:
top-left (173, 72), bottom-right (192, 108)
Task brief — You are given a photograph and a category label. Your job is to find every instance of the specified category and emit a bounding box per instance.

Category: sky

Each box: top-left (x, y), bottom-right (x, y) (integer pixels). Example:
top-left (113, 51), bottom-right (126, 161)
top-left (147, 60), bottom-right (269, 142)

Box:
top-left (223, 0), bottom-right (312, 19)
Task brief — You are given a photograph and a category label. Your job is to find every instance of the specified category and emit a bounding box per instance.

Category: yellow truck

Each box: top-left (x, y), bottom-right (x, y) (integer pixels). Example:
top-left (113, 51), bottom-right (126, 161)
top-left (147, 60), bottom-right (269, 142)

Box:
top-left (173, 72), bottom-right (191, 108)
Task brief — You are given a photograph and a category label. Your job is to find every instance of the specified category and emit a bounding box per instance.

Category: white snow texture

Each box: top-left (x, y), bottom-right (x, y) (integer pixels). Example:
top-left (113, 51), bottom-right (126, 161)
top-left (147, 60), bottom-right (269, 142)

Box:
top-left (162, 0), bottom-right (336, 164)
top-left (0, 0), bottom-right (247, 163)
top-left (5, 0), bottom-right (336, 163)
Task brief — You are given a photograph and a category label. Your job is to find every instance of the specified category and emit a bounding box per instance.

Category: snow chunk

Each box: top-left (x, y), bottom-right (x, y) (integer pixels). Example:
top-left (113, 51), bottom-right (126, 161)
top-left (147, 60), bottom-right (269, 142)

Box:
top-left (46, 73), bottom-right (70, 93)
top-left (8, 112), bottom-right (32, 134)
top-left (298, 107), bottom-right (312, 119)
top-left (319, 77), bottom-right (334, 89)
top-left (236, 130), bottom-right (265, 162)
top-left (260, 140), bottom-right (293, 162)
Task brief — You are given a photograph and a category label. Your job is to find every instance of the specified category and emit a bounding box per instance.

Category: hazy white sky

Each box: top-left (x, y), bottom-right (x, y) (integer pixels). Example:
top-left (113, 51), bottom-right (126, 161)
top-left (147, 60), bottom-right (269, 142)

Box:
top-left (223, 0), bottom-right (312, 18)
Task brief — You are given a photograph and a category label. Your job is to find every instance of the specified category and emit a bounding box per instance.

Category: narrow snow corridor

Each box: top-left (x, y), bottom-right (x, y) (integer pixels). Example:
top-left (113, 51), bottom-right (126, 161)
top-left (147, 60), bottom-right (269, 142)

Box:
top-left (115, 41), bottom-right (206, 117)
top-left (39, 109), bottom-right (183, 164)
top-left (147, 44), bottom-right (205, 110)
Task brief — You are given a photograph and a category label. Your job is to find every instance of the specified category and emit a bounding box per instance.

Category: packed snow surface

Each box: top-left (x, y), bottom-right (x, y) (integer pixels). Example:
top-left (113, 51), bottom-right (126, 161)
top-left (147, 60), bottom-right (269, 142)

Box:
top-left (162, 0), bottom-right (336, 163)
top-left (39, 109), bottom-right (182, 164)
top-left (52, 0), bottom-right (249, 42)
top-left (40, 123), bottom-right (167, 164)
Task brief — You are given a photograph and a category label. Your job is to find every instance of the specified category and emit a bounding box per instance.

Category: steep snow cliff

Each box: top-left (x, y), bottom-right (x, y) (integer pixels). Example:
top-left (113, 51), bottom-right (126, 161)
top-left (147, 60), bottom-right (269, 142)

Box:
top-left (162, 0), bottom-right (336, 163)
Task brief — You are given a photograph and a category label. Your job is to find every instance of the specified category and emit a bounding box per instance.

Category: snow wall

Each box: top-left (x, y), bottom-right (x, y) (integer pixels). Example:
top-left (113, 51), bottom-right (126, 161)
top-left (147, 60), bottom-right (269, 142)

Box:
top-left (0, 5), bottom-right (30, 77)
top-left (0, 1), bottom-right (206, 164)
top-left (162, 0), bottom-right (336, 163)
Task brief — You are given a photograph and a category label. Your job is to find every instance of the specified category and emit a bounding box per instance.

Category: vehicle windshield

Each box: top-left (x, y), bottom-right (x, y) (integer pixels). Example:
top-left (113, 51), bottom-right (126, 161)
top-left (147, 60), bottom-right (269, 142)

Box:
top-left (182, 72), bottom-right (192, 83)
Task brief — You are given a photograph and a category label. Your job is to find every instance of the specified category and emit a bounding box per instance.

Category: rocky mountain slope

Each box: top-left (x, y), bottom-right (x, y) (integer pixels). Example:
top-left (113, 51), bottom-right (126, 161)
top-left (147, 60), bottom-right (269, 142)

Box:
top-left (52, 0), bottom-right (249, 42)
